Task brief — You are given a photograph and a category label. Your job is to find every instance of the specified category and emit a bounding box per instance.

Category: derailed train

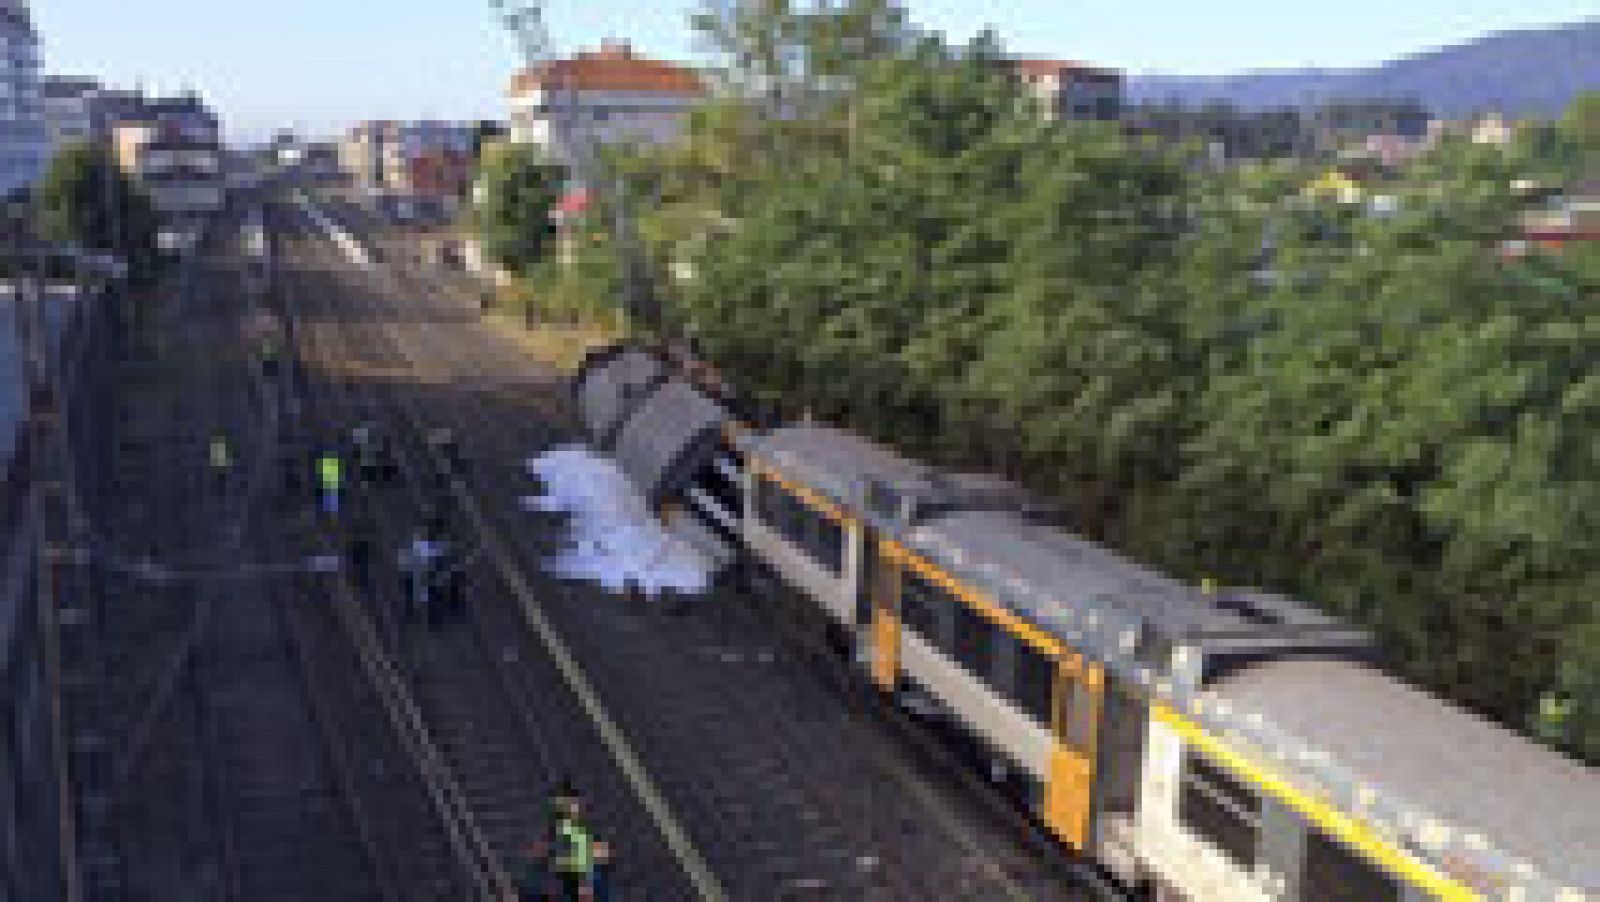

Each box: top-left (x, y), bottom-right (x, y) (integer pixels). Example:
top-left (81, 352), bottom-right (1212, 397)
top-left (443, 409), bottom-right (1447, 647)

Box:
top-left (572, 342), bottom-right (1598, 902)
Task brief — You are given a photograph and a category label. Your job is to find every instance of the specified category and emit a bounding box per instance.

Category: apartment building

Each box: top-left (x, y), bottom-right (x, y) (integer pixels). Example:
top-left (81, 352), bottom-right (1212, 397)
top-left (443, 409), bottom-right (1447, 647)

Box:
top-left (0, 0), bottom-right (46, 199)
top-left (41, 76), bottom-right (98, 154)
top-left (111, 93), bottom-right (225, 220)
top-left (340, 119), bottom-right (480, 200)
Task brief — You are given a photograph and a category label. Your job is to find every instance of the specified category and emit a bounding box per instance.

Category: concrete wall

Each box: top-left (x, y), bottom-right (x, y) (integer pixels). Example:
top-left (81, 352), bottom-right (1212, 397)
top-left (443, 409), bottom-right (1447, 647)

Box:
top-left (0, 278), bottom-right (92, 901)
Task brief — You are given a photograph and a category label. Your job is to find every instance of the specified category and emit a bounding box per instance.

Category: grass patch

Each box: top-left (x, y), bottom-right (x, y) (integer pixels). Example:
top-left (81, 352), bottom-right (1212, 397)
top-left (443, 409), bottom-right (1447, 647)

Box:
top-left (484, 309), bottom-right (620, 373)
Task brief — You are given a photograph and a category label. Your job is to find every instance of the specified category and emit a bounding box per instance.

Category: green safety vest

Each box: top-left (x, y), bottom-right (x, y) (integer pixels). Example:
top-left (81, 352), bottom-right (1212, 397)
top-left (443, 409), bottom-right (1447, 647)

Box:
top-left (209, 438), bottom-right (231, 470)
top-left (317, 455), bottom-right (343, 490)
top-left (553, 819), bottom-right (594, 875)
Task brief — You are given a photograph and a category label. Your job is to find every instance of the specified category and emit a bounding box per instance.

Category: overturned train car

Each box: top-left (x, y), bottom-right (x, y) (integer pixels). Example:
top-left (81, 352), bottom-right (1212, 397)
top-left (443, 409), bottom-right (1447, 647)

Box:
top-left (573, 342), bottom-right (1599, 902)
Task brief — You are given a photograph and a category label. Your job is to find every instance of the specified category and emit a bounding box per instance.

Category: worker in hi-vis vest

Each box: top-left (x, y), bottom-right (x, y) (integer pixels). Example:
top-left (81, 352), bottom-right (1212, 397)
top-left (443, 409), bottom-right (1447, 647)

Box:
top-left (316, 450), bottom-right (343, 518)
top-left (209, 433), bottom-right (233, 494)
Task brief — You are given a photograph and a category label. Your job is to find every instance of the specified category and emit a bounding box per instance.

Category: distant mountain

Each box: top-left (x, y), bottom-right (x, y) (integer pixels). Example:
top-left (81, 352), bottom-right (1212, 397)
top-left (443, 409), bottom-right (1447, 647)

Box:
top-left (1128, 19), bottom-right (1600, 120)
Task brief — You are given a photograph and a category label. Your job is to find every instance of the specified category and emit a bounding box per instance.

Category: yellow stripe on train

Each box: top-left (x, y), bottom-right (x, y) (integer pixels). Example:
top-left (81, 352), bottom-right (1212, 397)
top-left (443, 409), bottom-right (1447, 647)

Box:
top-left (1153, 705), bottom-right (1483, 902)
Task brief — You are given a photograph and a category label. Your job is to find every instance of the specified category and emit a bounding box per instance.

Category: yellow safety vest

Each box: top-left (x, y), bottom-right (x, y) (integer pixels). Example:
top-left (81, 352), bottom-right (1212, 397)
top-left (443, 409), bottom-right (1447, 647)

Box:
top-left (318, 455), bottom-right (342, 490)
top-left (553, 819), bottom-right (594, 875)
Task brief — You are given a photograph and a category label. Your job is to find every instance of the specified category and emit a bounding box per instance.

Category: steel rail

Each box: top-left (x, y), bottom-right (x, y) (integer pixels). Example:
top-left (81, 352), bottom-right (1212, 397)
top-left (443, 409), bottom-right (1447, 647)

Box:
top-left (333, 191), bottom-right (1131, 901)
top-left (295, 188), bottom-right (727, 901)
top-left (273, 200), bottom-right (517, 900)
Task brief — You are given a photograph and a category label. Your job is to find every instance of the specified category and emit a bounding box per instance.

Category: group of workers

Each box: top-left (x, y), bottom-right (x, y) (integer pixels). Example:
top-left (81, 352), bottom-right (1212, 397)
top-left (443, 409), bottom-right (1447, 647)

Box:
top-left (219, 329), bottom-right (619, 896)
top-left (327, 420), bottom-right (467, 626)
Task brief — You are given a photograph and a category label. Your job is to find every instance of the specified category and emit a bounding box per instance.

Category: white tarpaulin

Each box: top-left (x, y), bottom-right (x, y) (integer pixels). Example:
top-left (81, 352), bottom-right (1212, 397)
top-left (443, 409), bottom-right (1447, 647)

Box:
top-left (522, 444), bottom-right (711, 598)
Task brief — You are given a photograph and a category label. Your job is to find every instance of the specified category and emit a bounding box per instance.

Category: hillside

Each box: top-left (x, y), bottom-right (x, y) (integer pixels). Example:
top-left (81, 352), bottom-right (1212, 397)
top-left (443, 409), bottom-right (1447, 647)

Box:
top-left (1128, 19), bottom-right (1600, 119)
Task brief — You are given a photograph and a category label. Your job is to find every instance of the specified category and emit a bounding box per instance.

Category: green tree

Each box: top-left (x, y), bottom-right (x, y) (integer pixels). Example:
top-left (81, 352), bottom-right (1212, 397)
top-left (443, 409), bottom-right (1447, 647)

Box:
top-left (1560, 89), bottom-right (1600, 152)
top-left (690, 0), bottom-right (911, 115)
top-left (33, 140), bottom-right (162, 287)
top-left (614, 2), bottom-right (1600, 765)
top-left (1183, 142), bottom-right (1599, 733)
top-left (472, 143), bottom-right (564, 277)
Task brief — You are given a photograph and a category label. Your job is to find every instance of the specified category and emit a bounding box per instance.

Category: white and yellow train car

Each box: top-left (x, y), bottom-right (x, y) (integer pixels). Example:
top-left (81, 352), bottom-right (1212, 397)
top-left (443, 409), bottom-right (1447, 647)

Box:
top-left (737, 423), bottom-right (1598, 902)
top-left (573, 351), bottom-right (1599, 902)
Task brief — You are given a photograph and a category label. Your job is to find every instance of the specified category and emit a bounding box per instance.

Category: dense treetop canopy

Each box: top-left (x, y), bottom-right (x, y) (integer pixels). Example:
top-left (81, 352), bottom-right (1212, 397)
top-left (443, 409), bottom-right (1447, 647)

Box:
top-left (491, 2), bottom-right (1600, 763)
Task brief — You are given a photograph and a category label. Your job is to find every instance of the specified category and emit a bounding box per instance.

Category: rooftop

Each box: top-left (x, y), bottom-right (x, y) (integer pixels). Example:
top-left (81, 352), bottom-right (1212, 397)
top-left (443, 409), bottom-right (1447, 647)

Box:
top-left (1012, 58), bottom-right (1122, 80)
top-left (1212, 658), bottom-right (1600, 892)
top-left (509, 40), bottom-right (706, 96)
top-left (42, 76), bottom-right (100, 99)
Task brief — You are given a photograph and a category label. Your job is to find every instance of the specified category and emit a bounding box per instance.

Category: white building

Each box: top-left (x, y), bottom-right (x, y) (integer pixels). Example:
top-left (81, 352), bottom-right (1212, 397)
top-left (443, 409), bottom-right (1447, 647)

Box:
top-left (0, 0), bottom-right (47, 199)
top-left (339, 119), bottom-right (477, 198)
top-left (1470, 111), bottom-right (1515, 148)
top-left (1013, 58), bottom-right (1123, 122)
top-left (111, 94), bottom-right (226, 221)
top-left (507, 40), bottom-right (706, 170)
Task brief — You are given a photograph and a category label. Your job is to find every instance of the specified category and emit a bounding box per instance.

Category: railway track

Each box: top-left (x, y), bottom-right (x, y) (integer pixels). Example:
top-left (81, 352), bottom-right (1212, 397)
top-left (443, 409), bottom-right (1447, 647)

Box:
top-left (294, 188), bottom-right (1116, 899)
top-left (262, 202), bottom-right (524, 900)
top-left (276, 197), bottom-right (702, 899)
top-left (53, 204), bottom-right (494, 901)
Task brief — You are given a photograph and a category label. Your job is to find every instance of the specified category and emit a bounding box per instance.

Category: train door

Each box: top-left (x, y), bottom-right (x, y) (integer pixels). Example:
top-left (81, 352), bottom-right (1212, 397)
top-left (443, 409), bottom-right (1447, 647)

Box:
top-left (870, 544), bottom-right (901, 691)
top-left (1046, 653), bottom-right (1105, 848)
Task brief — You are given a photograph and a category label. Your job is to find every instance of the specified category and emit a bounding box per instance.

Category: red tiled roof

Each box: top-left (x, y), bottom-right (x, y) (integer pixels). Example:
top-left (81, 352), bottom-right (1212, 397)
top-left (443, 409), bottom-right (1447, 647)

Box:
top-left (509, 44), bottom-right (705, 96)
top-left (1012, 58), bottom-right (1119, 79)
top-left (555, 188), bottom-right (591, 216)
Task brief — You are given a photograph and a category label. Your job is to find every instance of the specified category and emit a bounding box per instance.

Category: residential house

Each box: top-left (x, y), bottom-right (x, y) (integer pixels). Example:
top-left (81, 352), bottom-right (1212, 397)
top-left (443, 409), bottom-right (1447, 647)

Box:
top-left (1350, 132), bottom-right (1429, 168)
top-left (338, 120), bottom-right (391, 188)
top-left (1512, 177), bottom-right (1600, 255)
top-left (507, 40), bottom-right (706, 172)
top-left (1470, 111), bottom-right (1515, 148)
top-left (341, 119), bottom-right (477, 200)
top-left (0, 0), bottom-right (46, 199)
top-left (1304, 167), bottom-right (1366, 204)
top-left (1012, 58), bottom-right (1123, 122)
top-left (66, 86), bottom-right (149, 147)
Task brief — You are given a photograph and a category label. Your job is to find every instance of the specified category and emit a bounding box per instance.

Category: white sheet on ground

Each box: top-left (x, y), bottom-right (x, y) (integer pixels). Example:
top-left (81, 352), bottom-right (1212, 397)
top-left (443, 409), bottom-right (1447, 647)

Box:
top-left (522, 443), bottom-right (711, 598)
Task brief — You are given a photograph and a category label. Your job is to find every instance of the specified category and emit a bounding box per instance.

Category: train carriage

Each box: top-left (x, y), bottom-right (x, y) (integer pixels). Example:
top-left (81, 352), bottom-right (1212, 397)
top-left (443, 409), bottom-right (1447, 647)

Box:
top-left (572, 347), bottom-right (1599, 902)
top-left (572, 344), bottom-right (745, 574)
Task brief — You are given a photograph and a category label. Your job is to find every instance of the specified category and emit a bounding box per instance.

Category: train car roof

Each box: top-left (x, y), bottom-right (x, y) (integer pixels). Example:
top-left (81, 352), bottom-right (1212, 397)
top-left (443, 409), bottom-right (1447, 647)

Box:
top-left (908, 509), bottom-right (1168, 651)
top-left (908, 510), bottom-right (1372, 670)
top-left (749, 424), bottom-right (1371, 668)
top-left (742, 424), bottom-right (933, 506)
top-left (1210, 657), bottom-right (1600, 891)
top-left (574, 347), bottom-right (664, 444)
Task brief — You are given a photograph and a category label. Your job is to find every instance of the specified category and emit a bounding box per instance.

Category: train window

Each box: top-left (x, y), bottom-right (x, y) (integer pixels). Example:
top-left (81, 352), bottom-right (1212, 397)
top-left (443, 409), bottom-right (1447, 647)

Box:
top-left (1299, 830), bottom-right (1403, 902)
top-left (1011, 641), bottom-right (1056, 728)
top-left (1178, 752), bottom-right (1260, 868)
top-left (865, 480), bottom-right (901, 522)
top-left (951, 600), bottom-right (994, 678)
top-left (811, 513), bottom-right (845, 575)
top-left (755, 476), bottom-right (845, 575)
top-left (900, 571), bottom-right (942, 640)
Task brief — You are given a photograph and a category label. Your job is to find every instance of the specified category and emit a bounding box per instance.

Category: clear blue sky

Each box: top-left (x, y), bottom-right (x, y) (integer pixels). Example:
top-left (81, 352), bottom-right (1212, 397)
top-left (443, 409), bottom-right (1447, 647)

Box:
top-left (32, 0), bottom-right (1598, 144)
